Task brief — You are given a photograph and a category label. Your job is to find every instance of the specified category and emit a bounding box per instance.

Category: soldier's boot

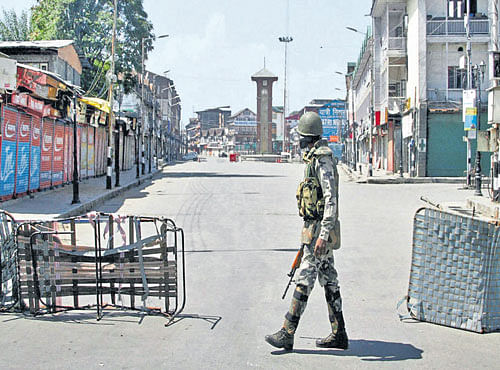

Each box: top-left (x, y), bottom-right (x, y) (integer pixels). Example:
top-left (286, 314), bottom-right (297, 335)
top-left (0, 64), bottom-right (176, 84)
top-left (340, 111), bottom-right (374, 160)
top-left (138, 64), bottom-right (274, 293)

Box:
top-left (316, 311), bottom-right (348, 349)
top-left (264, 328), bottom-right (294, 350)
top-left (316, 285), bottom-right (348, 349)
top-left (265, 284), bottom-right (311, 351)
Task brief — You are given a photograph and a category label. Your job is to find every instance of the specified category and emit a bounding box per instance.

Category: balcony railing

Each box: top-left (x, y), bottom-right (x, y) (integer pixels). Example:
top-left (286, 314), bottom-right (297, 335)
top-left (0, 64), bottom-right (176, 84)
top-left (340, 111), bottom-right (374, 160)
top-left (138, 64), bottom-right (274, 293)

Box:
top-left (427, 88), bottom-right (488, 103)
top-left (388, 37), bottom-right (405, 51)
top-left (427, 18), bottom-right (489, 36)
top-left (389, 81), bottom-right (406, 98)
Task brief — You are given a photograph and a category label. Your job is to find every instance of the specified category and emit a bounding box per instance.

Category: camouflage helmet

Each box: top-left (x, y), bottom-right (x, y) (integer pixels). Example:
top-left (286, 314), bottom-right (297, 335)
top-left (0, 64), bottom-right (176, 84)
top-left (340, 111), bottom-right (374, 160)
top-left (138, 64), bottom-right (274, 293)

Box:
top-left (297, 111), bottom-right (323, 137)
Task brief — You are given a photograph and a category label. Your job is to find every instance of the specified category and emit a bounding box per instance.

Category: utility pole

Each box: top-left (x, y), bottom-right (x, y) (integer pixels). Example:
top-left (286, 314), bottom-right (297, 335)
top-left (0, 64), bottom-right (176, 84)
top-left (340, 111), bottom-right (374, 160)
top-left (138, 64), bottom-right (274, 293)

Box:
top-left (474, 61), bottom-right (485, 196)
top-left (279, 0), bottom-right (292, 153)
top-left (465, 0), bottom-right (473, 188)
top-left (141, 38), bottom-right (146, 176)
top-left (490, 0), bottom-right (500, 201)
top-left (106, 0), bottom-right (117, 190)
top-left (279, 36), bottom-right (293, 153)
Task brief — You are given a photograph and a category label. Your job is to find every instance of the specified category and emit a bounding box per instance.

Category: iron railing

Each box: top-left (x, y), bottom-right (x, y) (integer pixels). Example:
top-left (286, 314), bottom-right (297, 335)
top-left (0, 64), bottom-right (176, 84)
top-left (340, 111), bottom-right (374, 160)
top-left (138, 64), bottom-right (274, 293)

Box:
top-left (427, 18), bottom-right (489, 36)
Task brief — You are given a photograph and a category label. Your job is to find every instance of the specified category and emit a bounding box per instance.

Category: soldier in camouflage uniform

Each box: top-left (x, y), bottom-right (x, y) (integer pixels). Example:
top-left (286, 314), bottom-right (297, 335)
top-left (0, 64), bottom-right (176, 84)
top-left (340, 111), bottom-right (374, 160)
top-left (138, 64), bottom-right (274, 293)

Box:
top-left (265, 111), bottom-right (347, 351)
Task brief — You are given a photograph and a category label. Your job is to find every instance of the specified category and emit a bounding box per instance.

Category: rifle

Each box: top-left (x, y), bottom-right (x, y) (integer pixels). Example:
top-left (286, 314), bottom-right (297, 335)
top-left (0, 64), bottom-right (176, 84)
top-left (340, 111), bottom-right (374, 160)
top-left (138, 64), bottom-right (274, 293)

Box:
top-left (281, 245), bottom-right (305, 300)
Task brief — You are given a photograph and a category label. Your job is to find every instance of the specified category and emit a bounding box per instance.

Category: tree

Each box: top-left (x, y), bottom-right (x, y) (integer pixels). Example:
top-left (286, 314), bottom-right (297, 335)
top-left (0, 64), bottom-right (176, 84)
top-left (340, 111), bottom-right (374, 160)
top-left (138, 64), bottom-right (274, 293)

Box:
top-left (0, 9), bottom-right (31, 41)
top-left (30, 0), bottom-right (154, 95)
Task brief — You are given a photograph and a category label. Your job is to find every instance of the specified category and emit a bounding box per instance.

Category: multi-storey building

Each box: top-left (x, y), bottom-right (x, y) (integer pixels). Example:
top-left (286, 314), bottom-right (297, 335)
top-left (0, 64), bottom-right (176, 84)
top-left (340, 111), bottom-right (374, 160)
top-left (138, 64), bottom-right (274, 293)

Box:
top-left (227, 108), bottom-right (257, 154)
top-left (346, 0), bottom-right (491, 176)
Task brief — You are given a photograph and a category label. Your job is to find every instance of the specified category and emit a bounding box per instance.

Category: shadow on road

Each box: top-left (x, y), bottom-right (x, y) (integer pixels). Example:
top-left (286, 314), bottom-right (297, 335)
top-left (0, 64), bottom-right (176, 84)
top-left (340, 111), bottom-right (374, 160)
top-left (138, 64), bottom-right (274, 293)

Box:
top-left (165, 313), bottom-right (222, 330)
top-left (185, 248), bottom-right (298, 254)
top-left (163, 172), bottom-right (284, 179)
top-left (271, 339), bottom-right (423, 361)
top-left (1, 309), bottom-right (172, 326)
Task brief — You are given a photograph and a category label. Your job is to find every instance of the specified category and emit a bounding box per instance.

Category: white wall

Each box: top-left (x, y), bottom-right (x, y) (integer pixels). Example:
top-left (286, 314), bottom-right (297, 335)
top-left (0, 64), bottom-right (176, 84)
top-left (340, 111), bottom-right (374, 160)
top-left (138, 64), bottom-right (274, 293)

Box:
top-left (426, 42), bottom-right (489, 90)
top-left (407, 0), bottom-right (428, 105)
top-left (426, 0), bottom-right (446, 17)
top-left (426, 0), bottom-right (489, 17)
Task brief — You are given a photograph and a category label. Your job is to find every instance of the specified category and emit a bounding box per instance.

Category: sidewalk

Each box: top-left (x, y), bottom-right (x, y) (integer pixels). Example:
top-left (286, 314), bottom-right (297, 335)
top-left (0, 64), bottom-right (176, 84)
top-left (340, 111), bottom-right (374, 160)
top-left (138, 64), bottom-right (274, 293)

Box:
top-left (0, 162), bottom-right (169, 220)
top-left (339, 162), bottom-right (467, 185)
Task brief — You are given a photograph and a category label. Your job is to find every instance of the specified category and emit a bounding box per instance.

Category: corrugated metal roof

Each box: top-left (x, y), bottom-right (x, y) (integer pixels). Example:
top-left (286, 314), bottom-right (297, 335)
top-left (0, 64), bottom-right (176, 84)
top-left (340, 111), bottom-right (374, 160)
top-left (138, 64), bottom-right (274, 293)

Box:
top-left (0, 40), bottom-right (74, 49)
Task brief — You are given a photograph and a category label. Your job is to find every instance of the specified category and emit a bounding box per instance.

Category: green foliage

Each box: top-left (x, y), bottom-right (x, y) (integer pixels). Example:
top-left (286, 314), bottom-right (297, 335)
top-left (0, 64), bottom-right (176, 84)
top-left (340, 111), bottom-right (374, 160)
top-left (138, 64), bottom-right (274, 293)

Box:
top-left (30, 0), bottom-right (154, 95)
top-left (0, 8), bottom-right (32, 41)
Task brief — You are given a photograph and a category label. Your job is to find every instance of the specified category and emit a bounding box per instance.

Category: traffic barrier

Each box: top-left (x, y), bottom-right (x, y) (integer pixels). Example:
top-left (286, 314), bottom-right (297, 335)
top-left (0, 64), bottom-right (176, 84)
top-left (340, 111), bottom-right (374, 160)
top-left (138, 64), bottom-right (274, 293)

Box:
top-left (0, 212), bottom-right (186, 322)
top-left (400, 207), bottom-right (500, 333)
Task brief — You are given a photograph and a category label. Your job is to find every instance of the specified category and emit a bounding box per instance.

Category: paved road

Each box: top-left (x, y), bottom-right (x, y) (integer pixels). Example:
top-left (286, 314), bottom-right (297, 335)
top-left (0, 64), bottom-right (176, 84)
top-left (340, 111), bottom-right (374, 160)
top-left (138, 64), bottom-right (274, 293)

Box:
top-left (1, 158), bottom-right (499, 369)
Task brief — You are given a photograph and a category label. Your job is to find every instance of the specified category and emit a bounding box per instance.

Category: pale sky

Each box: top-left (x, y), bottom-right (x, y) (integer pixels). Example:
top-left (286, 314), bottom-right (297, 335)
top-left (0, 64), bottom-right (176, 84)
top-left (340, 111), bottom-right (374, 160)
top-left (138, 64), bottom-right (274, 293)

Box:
top-left (4, 0), bottom-right (372, 125)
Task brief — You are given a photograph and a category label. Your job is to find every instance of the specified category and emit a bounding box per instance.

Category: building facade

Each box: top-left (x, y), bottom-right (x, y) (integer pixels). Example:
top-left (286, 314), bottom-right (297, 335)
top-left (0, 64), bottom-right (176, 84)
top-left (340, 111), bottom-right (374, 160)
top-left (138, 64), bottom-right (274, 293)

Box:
top-left (227, 108), bottom-right (257, 154)
top-left (345, 0), bottom-right (491, 177)
top-left (0, 40), bottom-right (84, 87)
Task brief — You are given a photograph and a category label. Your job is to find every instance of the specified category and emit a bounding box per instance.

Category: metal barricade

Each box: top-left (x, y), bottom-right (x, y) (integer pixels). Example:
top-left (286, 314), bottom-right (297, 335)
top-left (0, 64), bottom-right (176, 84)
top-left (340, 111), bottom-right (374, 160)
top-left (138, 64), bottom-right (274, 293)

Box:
top-left (400, 207), bottom-right (500, 333)
top-left (0, 211), bottom-right (18, 311)
top-left (0, 212), bottom-right (186, 322)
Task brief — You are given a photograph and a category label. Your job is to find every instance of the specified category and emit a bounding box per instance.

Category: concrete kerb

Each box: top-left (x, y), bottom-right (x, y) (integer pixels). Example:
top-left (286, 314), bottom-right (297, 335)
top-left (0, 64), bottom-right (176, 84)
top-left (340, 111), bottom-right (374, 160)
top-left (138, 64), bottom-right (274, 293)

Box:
top-left (59, 166), bottom-right (166, 218)
top-left (339, 163), bottom-right (466, 185)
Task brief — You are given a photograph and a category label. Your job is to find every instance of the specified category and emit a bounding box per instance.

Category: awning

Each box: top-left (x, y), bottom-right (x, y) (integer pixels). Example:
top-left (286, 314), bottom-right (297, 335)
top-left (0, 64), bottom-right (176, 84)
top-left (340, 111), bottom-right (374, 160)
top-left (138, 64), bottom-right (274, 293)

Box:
top-left (80, 97), bottom-right (110, 113)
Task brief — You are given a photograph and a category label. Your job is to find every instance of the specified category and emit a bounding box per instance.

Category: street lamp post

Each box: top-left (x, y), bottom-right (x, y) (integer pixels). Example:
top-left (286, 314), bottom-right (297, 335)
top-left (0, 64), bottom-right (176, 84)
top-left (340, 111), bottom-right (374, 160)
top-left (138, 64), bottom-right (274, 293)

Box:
top-left (399, 101), bottom-right (405, 177)
top-left (72, 95), bottom-right (80, 204)
top-left (474, 60), bottom-right (486, 196)
top-left (106, 0), bottom-right (118, 190)
top-left (336, 70), bottom-right (356, 170)
top-left (279, 36), bottom-right (293, 153)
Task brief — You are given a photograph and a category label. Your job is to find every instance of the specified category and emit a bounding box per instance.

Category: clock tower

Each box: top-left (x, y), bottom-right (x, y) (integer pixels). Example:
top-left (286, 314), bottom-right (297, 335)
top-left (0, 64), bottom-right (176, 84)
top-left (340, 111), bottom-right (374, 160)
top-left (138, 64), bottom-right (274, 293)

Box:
top-left (251, 68), bottom-right (278, 154)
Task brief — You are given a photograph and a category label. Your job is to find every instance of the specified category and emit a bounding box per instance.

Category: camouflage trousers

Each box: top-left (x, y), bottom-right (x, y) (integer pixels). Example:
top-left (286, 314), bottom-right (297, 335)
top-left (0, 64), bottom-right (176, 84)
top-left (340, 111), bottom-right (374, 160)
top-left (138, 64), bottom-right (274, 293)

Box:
top-left (283, 241), bottom-right (344, 335)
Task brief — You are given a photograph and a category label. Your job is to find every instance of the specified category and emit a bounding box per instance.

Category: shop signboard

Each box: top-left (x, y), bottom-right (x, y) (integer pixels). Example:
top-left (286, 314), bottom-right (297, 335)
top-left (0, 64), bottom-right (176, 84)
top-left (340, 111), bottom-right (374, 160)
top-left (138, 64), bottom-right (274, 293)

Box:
top-left (29, 116), bottom-right (41, 191)
top-left (15, 112), bottom-right (31, 195)
top-left (319, 100), bottom-right (347, 143)
top-left (0, 106), bottom-right (18, 199)
top-left (17, 66), bottom-right (48, 92)
top-left (40, 118), bottom-right (54, 189)
top-left (52, 121), bottom-right (65, 186)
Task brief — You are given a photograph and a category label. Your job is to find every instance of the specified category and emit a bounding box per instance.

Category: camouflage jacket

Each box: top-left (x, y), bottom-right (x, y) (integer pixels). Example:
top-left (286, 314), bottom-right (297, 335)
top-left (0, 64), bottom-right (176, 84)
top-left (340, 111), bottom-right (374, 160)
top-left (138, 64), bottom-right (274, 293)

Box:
top-left (302, 140), bottom-right (339, 241)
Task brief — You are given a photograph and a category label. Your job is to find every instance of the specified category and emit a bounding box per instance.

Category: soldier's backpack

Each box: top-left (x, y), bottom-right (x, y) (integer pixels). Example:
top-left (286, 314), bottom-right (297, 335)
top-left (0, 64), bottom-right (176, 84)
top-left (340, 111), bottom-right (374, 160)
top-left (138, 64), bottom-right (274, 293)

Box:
top-left (296, 161), bottom-right (324, 221)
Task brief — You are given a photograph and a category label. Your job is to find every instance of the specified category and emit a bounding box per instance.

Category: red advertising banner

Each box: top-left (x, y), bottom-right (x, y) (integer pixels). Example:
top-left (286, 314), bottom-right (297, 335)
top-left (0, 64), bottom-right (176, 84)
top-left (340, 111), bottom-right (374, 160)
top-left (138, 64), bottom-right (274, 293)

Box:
top-left (29, 116), bottom-right (41, 191)
top-left (11, 93), bottom-right (28, 108)
top-left (17, 66), bottom-right (48, 92)
top-left (15, 111), bottom-right (31, 196)
top-left (0, 106), bottom-right (18, 199)
top-left (52, 121), bottom-right (64, 186)
top-left (40, 119), bottom-right (54, 189)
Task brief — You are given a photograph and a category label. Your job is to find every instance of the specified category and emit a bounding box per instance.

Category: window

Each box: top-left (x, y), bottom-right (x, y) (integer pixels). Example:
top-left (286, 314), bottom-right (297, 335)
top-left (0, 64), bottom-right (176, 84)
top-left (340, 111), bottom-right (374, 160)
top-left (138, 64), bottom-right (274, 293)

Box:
top-left (448, 0), bottom-right (477, 18)
top-left (448, 66), bottom-right (466, 89)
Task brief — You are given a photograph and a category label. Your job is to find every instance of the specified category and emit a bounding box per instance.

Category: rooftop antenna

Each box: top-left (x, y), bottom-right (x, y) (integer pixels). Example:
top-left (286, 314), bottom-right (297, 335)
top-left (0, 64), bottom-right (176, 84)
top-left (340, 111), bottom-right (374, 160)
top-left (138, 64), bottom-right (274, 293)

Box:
top-left (264, 57), bottom-right (266, 68)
